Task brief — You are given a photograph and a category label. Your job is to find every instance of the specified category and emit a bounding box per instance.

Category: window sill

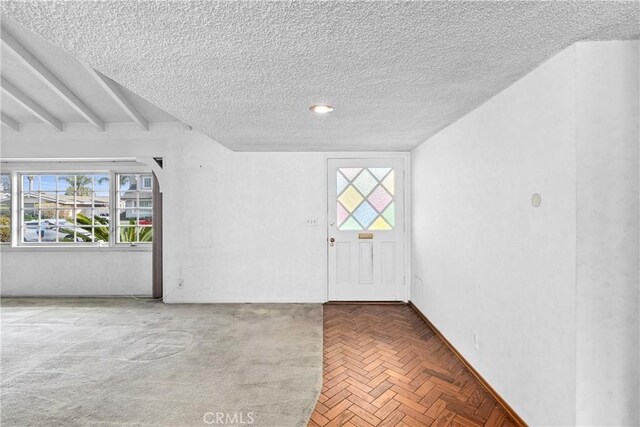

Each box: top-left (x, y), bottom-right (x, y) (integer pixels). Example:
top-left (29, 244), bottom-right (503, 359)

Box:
top-left (0, 245), bottom-right (152, 253)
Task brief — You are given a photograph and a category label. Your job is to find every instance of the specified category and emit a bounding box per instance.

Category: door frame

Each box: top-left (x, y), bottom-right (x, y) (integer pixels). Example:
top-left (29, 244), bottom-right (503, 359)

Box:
top-left (323, 152), bottom-right (411, 303)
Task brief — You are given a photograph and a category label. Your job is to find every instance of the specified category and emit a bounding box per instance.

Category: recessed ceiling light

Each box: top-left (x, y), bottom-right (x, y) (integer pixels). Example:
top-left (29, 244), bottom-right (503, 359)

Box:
top-left (309, 104), bottom-right (334, 114)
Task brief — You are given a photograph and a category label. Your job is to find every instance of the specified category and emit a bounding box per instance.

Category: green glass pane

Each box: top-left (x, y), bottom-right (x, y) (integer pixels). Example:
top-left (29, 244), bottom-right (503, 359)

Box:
top-left (340, 216), bottom-right (363, 231)
top-left (353, 169), bottom-right (378, 197)
top-left (382, 202), bottom-right (395, 227)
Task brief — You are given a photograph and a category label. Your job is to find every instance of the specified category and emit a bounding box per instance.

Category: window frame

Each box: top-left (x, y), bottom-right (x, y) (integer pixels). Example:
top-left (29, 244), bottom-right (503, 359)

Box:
top-left (18, 171), bottom-right (114, 247)
top-left (0, 173), bottom-right (12, 245)
top-left (115, 173), bottom-right (154, 245)
top-left (0, 168), bottom-right (153, 251)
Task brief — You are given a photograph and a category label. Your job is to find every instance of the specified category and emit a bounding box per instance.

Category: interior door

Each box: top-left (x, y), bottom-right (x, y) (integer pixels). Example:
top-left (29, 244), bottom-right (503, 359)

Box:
top-left (328, 158), bottom-right (405, 301)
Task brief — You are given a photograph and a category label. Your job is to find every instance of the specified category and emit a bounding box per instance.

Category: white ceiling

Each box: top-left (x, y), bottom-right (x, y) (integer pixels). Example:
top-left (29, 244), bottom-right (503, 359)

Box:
top-left (0, 1), bottom-right (638, 151)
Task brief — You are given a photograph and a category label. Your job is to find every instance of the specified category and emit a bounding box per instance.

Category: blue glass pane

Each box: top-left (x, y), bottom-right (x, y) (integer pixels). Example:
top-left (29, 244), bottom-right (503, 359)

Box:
top-left (336, 171), bottom-right (348, 195)
top-left (353, 201), bottom-right (378, 228)
top-left (368, 167), bottom-right (391, 181)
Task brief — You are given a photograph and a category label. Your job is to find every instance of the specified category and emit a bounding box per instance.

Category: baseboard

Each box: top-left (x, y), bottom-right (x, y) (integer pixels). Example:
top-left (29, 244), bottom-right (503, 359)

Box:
top-left (325, 300), bottom-right (405, 305)
top-left (162, 297), bottom-right (326, 304)
top-left (0, 294), bottom-right (152, 298)
top-left (408, 301), bottom-right (527, 427)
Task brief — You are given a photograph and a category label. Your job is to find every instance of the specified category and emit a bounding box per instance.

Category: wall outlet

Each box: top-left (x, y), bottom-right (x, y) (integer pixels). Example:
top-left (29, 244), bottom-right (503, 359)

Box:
top-left (305, 217), bottom-right (319, 226)
top-left (472, 331), bottom-right (479, 350)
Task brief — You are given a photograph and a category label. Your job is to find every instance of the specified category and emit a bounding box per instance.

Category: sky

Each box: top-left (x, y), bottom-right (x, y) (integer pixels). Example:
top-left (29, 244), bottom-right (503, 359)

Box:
top-left (20, 174), bottom-right (151, 197)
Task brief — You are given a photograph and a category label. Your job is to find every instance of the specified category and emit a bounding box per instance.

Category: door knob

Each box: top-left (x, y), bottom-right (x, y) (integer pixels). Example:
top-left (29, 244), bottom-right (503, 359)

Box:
top-left (329, 237), bottom-right (335, 247)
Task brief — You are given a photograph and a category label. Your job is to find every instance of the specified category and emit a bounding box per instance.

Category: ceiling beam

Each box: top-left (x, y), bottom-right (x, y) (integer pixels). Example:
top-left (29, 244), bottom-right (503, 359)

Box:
top-left (84, 66), bottom-right (148, 130)
top-left (1, 28), bottom-right (105, 131)
top-left (1, 77), bottom-right (63, 131)
top-left (1, 112), bottom-right (20, 131)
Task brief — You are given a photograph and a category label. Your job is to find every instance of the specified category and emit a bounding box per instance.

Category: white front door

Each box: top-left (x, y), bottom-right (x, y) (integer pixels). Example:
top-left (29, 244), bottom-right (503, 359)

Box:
top-left (327, 158), bottom-right (405, 301)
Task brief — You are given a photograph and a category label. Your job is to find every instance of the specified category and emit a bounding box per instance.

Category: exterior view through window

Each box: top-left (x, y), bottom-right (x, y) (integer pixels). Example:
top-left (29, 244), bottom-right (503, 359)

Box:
top-left (21, 174), bottom-right (110, 244)
top-left (1, 174), bottom-right (10, 243)
top-left (117, 174), bottom-right (153, 244)
top-left (16, 173), bottom-right (152, 245)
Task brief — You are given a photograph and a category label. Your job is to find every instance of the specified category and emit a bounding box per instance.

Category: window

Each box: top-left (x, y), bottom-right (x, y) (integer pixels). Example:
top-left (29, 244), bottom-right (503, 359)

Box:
top-left (337, 167), bottom-right (395, 231)
top-left (1, 174), bottom-right (11, 243)
top-left (3, 170), bottom-right (153, 247)
top-left (20, 174), bottom-right (110, 244)
top-left (117, 174), bottom-right (153, 243)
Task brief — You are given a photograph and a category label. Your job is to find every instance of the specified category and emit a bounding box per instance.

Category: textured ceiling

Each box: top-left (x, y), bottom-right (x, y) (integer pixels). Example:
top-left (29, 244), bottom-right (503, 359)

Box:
top-left (1, 1), bottom-right (638, 151)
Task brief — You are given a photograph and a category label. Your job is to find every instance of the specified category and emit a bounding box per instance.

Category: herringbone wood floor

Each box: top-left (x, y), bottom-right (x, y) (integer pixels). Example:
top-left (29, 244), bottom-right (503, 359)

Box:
top-left (308, 304), bottom-right (519, 427)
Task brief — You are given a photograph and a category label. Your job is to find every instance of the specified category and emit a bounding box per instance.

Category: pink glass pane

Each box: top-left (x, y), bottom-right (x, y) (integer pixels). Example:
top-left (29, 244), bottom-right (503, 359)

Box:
top-left (336, 202), bottom-right (349, 226)
top-left (368, 185), bottom-right (392, 212)
top-left (339, 168), bottom-right (362, 181)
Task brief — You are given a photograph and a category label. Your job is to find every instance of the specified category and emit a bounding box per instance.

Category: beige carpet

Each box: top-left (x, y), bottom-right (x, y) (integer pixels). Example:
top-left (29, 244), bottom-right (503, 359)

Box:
top-left (1, 298), bottom-right (323, 426)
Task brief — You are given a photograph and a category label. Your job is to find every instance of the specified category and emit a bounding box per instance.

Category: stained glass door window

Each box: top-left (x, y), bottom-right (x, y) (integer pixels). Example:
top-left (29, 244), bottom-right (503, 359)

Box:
top-left (337, 167), bottom-right (395, 231)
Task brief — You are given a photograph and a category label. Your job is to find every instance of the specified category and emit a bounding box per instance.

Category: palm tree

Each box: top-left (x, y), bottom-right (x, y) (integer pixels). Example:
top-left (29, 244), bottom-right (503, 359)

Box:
top-left (58, 175), bottom-right (93, 196)
top-left (119, 175), bottom-right (131, 189)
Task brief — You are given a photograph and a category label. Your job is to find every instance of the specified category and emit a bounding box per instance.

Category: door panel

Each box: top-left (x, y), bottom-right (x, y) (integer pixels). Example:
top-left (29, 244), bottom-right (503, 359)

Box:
top-left (328, 158), bottom-right (405, 301)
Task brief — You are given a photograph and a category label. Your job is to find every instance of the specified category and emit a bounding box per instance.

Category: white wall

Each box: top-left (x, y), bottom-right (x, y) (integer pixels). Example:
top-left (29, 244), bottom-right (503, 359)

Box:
top-left (411, 41), bottom-right (639, 426)
top-left (575, 41), bottom-right (639, 426)
top-left (1, 251), bottom-right (151, 296)
top-left (1, 122), bottom-right (406, 302)
top-left (411, 45), bottom-right (578, 425)
top-left (161, 132), bottom-right (328, 303)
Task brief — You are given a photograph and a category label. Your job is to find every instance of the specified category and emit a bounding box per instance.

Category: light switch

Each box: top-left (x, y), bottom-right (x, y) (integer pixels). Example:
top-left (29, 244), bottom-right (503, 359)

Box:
top-left (305, 217), bottom-right (319, 226)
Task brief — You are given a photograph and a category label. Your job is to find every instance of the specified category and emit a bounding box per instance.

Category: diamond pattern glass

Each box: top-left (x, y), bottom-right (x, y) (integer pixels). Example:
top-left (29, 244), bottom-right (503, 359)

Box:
top-left (338, 185), bottom-right (363, 213)
top-left (337, 171), bottom-right (349, 195)
top-left (352, 170), bottom-right (378, 197)
top-left (370, 216), bottom-right (392, 230)
top-left (369, 168), bottom-right (391, 181)
top-left (337, 167), bottom-right (395, 231)
top-left (341, 217), bottom-right (363, 230)
top-left (382, 172), bottom-right (394, 195)
top-left (353, 201), bottom-right (378, 228)
top-left (340, 168), bottom-right (362, 181)
top-left (382, 202), bottom-right (395, 226)
top-left (368, 185), bottom-right (393, 212)
top-left (337, 202), bottom-right (349, 227)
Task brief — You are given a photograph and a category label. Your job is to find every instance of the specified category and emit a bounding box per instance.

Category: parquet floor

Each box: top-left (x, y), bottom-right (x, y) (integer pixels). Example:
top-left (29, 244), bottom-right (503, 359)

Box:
top-left (308, 304), bottom-right (519, 427)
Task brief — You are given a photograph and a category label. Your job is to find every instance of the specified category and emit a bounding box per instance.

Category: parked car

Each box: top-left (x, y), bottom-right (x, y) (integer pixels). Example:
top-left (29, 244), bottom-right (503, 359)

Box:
top-left (23, 219), bottom-right (92, 243)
